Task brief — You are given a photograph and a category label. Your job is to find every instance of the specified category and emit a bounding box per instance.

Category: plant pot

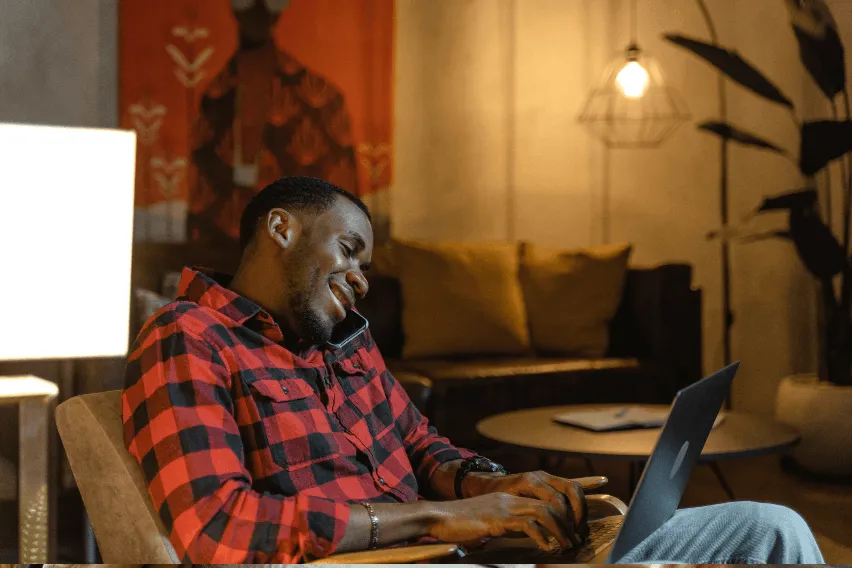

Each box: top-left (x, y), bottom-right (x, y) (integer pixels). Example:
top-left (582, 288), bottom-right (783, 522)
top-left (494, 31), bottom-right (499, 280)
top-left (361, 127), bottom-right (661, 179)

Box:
top-left (775, 374), bottom-right (852, 476)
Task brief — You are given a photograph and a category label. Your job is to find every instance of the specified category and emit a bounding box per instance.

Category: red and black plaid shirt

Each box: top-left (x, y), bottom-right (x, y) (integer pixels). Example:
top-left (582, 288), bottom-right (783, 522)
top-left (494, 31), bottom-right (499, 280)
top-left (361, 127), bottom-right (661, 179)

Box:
top-left (123, 267), bottom-right (475, 563)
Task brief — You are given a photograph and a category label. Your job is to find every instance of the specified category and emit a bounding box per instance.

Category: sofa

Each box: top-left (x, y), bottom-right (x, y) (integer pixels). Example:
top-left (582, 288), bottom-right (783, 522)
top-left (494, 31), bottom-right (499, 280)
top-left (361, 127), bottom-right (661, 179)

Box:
top-left (357, 257), bottom-right (702, 449)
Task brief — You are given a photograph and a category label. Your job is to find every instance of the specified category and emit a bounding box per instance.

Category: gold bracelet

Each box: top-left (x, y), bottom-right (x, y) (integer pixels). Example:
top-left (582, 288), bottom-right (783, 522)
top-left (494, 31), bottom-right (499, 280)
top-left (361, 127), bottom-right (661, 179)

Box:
top-left (361, 501), bottom-right (379, 549)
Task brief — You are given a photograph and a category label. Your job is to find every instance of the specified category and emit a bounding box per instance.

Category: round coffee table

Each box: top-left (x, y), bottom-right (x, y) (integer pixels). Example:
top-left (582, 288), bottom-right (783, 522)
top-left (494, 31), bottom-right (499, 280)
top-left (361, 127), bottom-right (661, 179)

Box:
top-left (477, 404), bottom-right (800, 499)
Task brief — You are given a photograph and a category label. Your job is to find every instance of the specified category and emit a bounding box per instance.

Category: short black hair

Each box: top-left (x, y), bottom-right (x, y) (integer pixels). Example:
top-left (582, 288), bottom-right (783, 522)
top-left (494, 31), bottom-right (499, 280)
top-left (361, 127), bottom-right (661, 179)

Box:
top-left (239, 176), bottom-right (371, 250)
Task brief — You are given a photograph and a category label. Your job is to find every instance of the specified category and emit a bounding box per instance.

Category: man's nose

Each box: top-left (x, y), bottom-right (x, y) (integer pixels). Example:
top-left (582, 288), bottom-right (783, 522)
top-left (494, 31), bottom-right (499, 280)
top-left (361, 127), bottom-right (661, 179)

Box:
top-left (346, 270), bottom-right (368, 300)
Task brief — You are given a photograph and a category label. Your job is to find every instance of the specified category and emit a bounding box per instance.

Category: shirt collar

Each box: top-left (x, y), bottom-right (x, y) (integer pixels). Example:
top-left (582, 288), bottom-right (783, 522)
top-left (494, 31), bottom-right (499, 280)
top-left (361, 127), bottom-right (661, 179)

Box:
top-left (177, 266), bottom-right (263, 325)
top-left (176, 267), bottom-right (360, 360)
top-left (177, 267), bottom-right (318, 355)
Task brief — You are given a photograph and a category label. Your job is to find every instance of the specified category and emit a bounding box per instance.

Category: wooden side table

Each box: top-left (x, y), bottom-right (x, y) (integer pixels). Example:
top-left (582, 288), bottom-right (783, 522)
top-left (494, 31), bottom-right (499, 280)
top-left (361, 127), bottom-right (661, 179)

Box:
top-left (478, 404), bottom-right (801, 499)
top-left (0, 376), bottom-right (58, 562)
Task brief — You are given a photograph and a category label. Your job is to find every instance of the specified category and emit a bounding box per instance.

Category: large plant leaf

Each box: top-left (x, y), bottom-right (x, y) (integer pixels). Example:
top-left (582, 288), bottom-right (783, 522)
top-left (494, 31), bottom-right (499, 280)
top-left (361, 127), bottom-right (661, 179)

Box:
top-left (664, 34), bottom-right (794, 109)
top-left (785, 0), bottom-right (846, 98)
top-left (756, 189), bottom-right (818, 212)
top-left (790, 211), bottom-right (846, 279)
top-left (793, 26), bottom-right (846, 99)
top-left (800, 120), bottom-right (852, 175)
top-left (740, 230), bottom-right (793, 243)
top-left (698, 122), bottom-right (786, 155)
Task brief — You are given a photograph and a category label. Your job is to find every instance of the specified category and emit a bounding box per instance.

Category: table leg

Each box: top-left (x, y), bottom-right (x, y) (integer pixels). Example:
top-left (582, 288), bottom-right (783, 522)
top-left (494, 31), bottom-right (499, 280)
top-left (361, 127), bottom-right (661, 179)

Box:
top-left (627, 461), bottom-right (647, 497)
top-left (18, 398), bottom-right (50, 563)
top-left (583, 456), bottom-right (596, 476)
top-left (627, 461), bottom-right (637, 496)
top-left (709, 461), bottom-right (736, 501)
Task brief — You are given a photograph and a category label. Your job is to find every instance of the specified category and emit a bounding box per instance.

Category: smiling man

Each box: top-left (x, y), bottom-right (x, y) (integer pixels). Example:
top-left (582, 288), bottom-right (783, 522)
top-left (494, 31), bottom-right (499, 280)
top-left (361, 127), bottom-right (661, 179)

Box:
top-left (123, 177), bottom-right (824, 564)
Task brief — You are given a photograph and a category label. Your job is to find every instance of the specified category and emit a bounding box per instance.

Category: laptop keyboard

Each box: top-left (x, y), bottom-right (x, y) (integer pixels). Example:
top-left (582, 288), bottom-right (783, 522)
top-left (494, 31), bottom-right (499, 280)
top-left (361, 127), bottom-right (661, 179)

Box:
top-left (567, 516), bottom-right (624, 562)
top-left (589, 516), bottom-right (623, 543)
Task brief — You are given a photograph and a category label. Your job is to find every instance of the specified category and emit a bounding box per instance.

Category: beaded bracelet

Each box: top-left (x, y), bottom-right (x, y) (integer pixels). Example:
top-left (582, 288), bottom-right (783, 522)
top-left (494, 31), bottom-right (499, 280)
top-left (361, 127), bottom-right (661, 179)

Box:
top-left (360, 501), bottom-right (379, 549)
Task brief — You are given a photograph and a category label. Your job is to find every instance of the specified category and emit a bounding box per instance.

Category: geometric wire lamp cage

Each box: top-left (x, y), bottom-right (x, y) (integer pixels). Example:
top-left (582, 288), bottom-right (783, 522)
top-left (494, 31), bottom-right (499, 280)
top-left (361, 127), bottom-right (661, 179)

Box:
top-left (578, 0), bottom-right (690, 148)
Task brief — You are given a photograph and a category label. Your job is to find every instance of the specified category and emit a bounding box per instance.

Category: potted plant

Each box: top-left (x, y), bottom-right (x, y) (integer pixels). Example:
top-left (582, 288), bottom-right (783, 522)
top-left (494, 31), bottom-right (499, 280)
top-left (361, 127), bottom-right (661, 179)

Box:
top-left (664, 0), bottom-right (852, 475)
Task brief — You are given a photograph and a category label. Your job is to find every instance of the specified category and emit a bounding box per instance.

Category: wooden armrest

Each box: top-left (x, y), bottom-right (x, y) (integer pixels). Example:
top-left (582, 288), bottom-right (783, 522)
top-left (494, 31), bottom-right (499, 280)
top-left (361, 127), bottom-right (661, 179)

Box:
top-left (586, 493), bottom-right (628, 518)
top-left (309, 543), bottom-right (460, 564)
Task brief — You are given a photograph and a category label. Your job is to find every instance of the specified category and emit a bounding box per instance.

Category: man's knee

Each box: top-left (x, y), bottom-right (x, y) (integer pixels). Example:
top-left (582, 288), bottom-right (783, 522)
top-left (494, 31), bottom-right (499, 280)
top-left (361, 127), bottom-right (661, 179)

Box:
top-left (723, 501), bottom-right (807, 532)
top-left (723, 501), bottom-right (818, 560)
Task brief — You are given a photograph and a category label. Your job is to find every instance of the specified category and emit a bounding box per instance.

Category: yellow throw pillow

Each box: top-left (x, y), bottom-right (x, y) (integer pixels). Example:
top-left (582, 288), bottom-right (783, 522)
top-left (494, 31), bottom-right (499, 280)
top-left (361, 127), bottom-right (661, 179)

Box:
top-left (519, 242), bottom-right (632, 357)
top-left (393, 239), bottom-right (531, 359)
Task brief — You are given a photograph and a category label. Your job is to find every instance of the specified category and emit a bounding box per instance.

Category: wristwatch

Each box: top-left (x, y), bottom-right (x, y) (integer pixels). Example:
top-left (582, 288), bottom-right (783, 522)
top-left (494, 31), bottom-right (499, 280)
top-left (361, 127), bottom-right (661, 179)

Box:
top-left (454, 456), bottom-right (508, 498)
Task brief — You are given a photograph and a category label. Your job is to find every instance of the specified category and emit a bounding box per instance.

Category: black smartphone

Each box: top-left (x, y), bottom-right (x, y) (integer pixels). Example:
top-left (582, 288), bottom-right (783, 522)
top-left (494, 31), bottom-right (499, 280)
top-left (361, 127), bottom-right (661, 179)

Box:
top-left (327, 309), bottom-right (369, 349)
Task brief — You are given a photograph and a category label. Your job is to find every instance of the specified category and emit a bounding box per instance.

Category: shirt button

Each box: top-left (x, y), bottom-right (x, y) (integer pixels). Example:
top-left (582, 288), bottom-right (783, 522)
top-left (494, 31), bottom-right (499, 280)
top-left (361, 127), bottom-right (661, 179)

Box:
top-left (281, 386), bottom-right (289, 394)
top-left (378, 477), bottom-right (387, 485)
top-left (353, 363), bottom-right (361, 369)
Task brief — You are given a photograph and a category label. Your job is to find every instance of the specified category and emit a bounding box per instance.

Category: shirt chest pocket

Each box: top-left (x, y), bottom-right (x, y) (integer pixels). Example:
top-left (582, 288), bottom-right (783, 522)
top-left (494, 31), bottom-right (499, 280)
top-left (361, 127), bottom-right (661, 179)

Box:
top-left (242, 371), bottom-right (342, 471)
top-left (333, 354), bottom-right (396, 439)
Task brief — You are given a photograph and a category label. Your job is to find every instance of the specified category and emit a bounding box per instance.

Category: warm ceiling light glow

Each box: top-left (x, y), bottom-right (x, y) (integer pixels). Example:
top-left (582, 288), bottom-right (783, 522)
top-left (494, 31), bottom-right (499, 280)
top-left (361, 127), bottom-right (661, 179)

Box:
top-left (616, 60), bottom-right (650, 99)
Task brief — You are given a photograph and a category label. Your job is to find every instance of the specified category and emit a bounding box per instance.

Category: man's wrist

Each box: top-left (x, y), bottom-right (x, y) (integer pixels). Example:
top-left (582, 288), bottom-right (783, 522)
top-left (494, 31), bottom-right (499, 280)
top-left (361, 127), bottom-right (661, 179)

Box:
top-left (453, 456), bottom-right (508, 499)
top-left (460, 471), bottom-right (506, 498)
top-left (414, 499), bottom-right (447, 539)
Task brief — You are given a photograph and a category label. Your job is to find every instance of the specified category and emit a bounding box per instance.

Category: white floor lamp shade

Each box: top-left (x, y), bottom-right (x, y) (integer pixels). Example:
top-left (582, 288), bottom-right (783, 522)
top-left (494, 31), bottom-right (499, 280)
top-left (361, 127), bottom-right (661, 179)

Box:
top-left (0, 123), bottom-right (137, 361)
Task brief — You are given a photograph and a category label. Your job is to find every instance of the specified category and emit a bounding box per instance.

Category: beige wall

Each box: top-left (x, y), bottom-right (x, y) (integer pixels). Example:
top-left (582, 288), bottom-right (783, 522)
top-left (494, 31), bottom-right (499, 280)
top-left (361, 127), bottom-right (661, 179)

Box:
top-left (393, 0), bottom-right (852, 415)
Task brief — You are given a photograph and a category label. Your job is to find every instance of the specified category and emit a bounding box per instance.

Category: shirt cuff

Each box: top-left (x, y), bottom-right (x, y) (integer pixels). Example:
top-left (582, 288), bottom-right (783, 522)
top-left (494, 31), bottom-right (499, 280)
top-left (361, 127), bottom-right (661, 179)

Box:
top-left (418, 446), bottom-right (479, 487)
top-left (289, 494), bottom-right (352, 562)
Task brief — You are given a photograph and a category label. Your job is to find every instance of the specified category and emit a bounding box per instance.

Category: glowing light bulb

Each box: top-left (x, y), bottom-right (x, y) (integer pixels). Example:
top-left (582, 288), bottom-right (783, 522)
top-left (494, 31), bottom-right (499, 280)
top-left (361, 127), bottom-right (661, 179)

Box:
top-left (616, 60), bottom-right (650, 99)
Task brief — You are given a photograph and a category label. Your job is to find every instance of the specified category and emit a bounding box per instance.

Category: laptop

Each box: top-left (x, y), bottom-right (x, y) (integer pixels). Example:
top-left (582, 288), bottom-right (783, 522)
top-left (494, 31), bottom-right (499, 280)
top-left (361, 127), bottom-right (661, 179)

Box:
top-left (459, 361), bottom-right (739, 564)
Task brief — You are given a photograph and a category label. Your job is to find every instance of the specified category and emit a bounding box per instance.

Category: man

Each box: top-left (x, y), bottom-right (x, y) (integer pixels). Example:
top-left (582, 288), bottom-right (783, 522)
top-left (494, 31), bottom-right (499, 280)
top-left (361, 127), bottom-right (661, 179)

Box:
top-left (189, 0), bottom-right (358, 245)
top-left (124, 177), bottom-right (824, 564)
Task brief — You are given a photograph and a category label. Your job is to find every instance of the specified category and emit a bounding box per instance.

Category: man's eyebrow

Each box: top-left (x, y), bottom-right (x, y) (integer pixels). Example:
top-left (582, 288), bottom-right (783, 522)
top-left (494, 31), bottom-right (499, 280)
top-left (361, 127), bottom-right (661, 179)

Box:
top-left (345, 230), bottom-right (367, 251)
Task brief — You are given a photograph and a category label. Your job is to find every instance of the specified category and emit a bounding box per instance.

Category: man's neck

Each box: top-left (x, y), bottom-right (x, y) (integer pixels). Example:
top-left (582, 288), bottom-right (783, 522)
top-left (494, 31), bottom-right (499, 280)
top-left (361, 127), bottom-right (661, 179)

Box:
top-left (228, 262), bottom-right (280, 320)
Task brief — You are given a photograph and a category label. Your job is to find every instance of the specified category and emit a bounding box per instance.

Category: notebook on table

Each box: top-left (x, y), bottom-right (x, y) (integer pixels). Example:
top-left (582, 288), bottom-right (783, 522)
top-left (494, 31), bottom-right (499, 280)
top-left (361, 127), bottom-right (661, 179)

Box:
top-left (553, 406), bottom-right (725, 432)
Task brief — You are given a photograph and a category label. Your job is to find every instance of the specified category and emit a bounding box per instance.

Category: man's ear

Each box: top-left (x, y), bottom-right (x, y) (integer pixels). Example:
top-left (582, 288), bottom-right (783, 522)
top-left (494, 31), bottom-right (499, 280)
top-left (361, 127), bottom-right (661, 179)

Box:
top-left (266, 208), bottom-right (301, 250)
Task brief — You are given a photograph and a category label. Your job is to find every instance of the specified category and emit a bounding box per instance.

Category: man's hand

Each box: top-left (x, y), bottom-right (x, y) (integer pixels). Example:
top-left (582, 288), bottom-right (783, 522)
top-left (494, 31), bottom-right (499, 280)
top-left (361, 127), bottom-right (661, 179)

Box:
top-left (427, 492), bottom-right (576, 551)
top-left (337, 473), bottom-right (609, 556)
top-left (462, 471), bottom-right (609, 544)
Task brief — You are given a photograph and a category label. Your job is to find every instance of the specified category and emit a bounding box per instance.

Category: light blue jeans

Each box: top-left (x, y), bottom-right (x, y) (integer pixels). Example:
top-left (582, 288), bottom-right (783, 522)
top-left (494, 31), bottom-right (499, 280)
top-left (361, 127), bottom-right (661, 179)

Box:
top-left (612, 501), bottom-right (825, 564)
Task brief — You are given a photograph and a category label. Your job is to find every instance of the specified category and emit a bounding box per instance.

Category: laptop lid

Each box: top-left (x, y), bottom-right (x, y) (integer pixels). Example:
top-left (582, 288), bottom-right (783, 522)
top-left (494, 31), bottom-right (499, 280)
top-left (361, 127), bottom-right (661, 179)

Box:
top-left (607, 361), bottom-right (740, 562)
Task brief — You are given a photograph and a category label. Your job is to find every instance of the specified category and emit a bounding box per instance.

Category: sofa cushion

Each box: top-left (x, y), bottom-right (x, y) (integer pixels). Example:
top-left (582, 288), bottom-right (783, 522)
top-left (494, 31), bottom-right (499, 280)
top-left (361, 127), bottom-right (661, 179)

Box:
top-left (392, 239), bottom-right (531, 359)
top-left (389, 356), bottom-right (640, 383)
top-left (520, 242), bottom-right (631, 357)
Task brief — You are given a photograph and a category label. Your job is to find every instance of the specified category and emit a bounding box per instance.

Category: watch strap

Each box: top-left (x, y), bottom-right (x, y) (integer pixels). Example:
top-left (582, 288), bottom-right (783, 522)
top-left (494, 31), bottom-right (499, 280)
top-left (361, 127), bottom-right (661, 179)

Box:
top-left (454, 457), bottom-right (507, 499)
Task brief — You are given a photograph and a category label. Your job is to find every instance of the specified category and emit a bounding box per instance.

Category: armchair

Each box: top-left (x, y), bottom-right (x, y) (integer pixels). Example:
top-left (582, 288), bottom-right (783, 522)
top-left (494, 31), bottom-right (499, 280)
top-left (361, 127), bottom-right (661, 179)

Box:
top-left (56, 390), bottom-right (626, 564)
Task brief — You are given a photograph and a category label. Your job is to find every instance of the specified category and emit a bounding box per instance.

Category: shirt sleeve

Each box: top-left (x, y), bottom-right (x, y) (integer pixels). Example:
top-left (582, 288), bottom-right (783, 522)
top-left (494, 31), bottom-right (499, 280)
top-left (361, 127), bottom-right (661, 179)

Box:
top-left (361, 331), bottom-right (478, 489)
top-left (122, 311), bottom-right (350, 563)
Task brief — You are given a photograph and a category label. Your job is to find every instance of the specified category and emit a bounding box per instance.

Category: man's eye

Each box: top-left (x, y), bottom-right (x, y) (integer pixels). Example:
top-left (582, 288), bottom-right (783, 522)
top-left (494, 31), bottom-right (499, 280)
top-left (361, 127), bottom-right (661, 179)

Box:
top-left (340, 243), bottom-right (353, 256)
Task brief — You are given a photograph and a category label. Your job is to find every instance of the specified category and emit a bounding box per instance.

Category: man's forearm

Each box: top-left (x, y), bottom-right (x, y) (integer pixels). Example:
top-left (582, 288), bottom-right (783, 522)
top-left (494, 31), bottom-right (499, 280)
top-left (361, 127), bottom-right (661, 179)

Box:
top-left (336, 500), bottom-right (441, 553)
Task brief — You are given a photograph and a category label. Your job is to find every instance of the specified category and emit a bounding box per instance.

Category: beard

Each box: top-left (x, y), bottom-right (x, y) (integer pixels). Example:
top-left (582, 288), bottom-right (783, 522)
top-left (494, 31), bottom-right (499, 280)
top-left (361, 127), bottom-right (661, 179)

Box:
top-left (285, 259), bottom-right (334, 345)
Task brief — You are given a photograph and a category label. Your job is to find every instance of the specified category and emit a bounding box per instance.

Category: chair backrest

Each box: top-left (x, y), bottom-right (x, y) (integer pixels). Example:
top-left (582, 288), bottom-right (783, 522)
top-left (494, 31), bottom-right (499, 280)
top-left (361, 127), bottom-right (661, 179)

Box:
top-left (56, 390), bottom-right (179, 563)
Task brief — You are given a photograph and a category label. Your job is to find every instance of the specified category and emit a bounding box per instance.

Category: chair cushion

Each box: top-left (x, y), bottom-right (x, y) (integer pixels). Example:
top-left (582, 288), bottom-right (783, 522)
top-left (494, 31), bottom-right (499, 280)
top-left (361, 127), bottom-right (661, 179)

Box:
top-left (392, 239), bottom-right (531, 359)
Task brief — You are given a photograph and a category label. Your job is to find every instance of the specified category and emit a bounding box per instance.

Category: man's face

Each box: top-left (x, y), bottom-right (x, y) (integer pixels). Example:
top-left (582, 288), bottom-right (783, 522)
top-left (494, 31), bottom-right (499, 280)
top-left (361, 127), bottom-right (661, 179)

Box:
top-left (278, 198), bottom-right (373, 345)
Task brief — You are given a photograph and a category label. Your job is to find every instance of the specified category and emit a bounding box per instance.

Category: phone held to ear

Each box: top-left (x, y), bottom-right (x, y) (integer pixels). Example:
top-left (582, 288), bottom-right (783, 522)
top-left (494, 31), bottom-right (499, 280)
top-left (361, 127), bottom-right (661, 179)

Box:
top-left (327, 309), bottom-right (369, 349)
